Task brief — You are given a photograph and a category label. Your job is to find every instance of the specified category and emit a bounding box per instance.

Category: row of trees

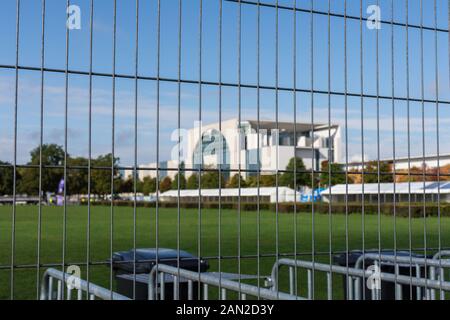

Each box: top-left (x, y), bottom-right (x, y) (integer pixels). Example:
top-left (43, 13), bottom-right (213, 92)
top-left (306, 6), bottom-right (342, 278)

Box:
top-left (2, 144), bottom-right (443, 197)
top-left (122, 158), bottom-right (338, 195)
top-left (0, 144), bottom-right (121, 197)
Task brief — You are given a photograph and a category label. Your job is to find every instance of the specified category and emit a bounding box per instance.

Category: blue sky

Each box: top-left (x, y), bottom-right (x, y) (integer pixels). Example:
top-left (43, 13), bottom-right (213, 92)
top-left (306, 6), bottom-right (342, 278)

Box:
top-left (0, 0), bottom-right (449, 167)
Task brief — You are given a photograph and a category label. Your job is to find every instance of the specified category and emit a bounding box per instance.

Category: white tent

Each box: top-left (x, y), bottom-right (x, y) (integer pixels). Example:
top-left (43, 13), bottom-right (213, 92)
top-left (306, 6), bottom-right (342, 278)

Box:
top-left (321, 181), bottom-right (450, 203)
top-left (160, 187), bottom-right (298, 204)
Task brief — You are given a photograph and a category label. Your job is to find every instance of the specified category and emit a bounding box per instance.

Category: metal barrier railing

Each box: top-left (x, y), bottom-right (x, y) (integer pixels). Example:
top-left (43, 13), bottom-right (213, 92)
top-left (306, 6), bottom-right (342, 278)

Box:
top-left (270, 255), bottom-right (450, 300)
top-left (430, 251), bottom-right (450, 300)
top-left (148, 264), bottom-right (304, 301)
top-left (353, 253), bottom-right (450, 300)
top-left (40, 253), bottom-right (450, 301)
top-left (40, 268), bottom-right (130, 300)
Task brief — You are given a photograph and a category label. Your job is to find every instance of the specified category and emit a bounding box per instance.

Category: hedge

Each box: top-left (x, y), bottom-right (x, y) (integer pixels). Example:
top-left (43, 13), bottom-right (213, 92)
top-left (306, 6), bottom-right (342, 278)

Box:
top-left (82, 201), bottom-right (450, 218)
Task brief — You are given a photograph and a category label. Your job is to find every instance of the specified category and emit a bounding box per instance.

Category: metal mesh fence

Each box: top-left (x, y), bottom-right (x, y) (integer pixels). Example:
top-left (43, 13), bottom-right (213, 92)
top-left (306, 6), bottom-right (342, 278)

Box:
top-left (0, 0), bottom-right (449, 300)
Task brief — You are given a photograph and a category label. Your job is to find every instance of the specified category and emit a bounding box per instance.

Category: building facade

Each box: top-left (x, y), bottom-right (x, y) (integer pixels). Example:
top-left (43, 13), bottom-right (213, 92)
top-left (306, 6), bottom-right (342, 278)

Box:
top-left (125, 118), bottom-right (341, 181)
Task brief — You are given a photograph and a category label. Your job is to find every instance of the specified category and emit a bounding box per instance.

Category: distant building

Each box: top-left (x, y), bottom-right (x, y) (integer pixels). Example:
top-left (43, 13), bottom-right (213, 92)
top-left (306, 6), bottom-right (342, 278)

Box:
top-left (322, 181), bottom-right (450, 203)
top-left (125, 118), bottom-right (341, 181)
top-left (160, 187), bottom-right (299, 204)
top-left (344, 154), bottom-right (450, 171)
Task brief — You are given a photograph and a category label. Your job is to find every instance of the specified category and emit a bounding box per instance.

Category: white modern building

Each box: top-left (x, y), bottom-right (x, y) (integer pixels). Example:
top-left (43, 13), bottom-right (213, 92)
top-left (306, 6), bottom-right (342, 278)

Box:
top-left (126, 118), bottom-right (341, 181)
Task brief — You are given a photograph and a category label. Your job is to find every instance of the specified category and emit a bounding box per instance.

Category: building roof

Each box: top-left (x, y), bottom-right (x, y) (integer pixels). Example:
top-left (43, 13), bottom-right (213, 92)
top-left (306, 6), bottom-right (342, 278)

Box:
top-left (343, 154), bottom-right (450, 167)
top-left (245, 120), bottom-right (338, 133)
top-left (322, 181), bottom-right (450, 195)
top-left (160, 187), bottom-right (297, 198)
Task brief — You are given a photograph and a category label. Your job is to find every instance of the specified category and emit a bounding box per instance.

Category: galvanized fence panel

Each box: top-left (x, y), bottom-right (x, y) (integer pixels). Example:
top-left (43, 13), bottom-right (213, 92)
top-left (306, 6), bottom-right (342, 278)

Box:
top-left (0, 0), bottom-right (448, 300)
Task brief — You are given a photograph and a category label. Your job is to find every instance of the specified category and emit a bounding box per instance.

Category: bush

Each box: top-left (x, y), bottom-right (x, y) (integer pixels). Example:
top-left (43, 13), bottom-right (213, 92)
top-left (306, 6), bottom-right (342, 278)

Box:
top-left (82, 200), bottom-right (450, 218)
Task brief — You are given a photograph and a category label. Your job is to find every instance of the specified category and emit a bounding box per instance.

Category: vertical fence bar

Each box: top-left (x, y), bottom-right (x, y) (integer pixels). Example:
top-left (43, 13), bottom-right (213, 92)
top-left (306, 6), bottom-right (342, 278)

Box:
top-left (176, 0), bottom-right (183, 303)
top-left (391, 0), bottom-right (399, 301)
top-left (188, 280), bottom-right (193, 300)
top-left (344, 0), bottom-right (351, 301)
top-left (203, 284), bottom-right (208, 300)
top-left (275, 0), bottom-right (280, 299)
top-left (10, 0), bottom-right (21, 300)
top-left (155, 0), bottom-right (161, 300)
top-left (359, 0), bottom-right (366, 301)
top-left (160, 272), bottom-right (165, 300)
top-left (293, 0), bottom-right (298, 300)
top-left (405, 0), bottom-right (414, 300)
top-left (197, 0), bottom-right (203, 300)
top-left (237, 0), bottom-right (242, 299)
top-left (434, 0), bottom-right (443, 301)
top-left (132, 0), bottom-right (140, 301)
top-left (311, 0), bottom-right (316, 300)
top-left (218, 0), bottom-right (224, 301)
top-left (375, 0), bottom-right (382, 300)
top-left (420, 0), bottom-right (429, 299)
top-left (36, 0), bottom-right (46, 300)
top-left (109, 0), bottom-right (117, 301)
top-left (326, 0), bottom-right (333, 301)
top-left (289, 266), bottom-right (295, 295)
top-left (256, 0), bottom-right (262, 301)
top-left (86, 0), bottom-right (94, 300)
top-left (62, 0), bottom-right (71, 301)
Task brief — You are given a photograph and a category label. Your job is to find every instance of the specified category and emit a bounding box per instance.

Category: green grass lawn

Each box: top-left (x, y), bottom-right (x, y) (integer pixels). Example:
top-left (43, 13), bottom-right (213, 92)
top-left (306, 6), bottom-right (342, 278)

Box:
top-left (0, 205), bottom-right (448, 300)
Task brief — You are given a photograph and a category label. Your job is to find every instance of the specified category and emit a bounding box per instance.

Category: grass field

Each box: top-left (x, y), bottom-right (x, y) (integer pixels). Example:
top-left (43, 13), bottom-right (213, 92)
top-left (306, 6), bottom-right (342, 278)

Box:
top-left (0, 205), bottom-right (449, 300)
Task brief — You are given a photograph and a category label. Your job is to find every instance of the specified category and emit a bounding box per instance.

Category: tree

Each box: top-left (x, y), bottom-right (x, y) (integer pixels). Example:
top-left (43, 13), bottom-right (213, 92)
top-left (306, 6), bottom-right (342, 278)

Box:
top-left (18, 144), bottom-right (65, 195)
top-left (91, 154), bottom-right (120, 197)
top-left (0, 161), bottom-right (15, 196)
top-left (227, 174), bottom-right (247, 188)
top-left (187, 174), bottom-right (199, 189)
top-left (201, 171), bottom-right (225, 189)
top-left (159, 176), bottom-right (172, 193)
top-left (361, 161), bottom-right (393, 183)
top-left (319, 161), bottom-right (349, 187)
top-left (260, 175), bottom-right (277, 187)
top-left (244, 174), bottom-right (276, 187)
top-left (279, 157), bottom-right (310, 189)
top-left (118, 176), bottom-right (134, 194)
top-left (66, 157), bottom-right (88, 196)
top-left (171, 173), bottom-right (187, 190)
top-left (142, 177), bottom-right (157, 195)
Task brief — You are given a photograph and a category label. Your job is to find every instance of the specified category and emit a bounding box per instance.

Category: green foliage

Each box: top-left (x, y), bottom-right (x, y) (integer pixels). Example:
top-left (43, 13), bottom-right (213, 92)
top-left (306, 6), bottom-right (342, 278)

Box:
top-left (13, 144), bottom-right (121, 197)
top-left (227, 174), bottom-right (247, 188)
top-left (171, 173), bottom-right (187, 190)
top-left (279, 157), bottom-right (310, 189)
top-left (187, 174), bottom-right (199, 190)
top-left (67, 157), bottom-right (89, 195)
top-left (18, 144), bottom-right (65, 195)
top-left (90, 154), bottom-right (120, 197)
top-left (142, 177), bottom-right (157, 195)
top-left (0, 161), bottom-right (15, 195)
top-left (363, 161), bottom-right (393, 183)
top-left (319, 161), bottom-right (349, 187)
top-left (201, 171), bottom-right (226, 189)
top-left (159, 176), bottom-right (172, 193)
top-left (245, 174), bottom-right (277, 187)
